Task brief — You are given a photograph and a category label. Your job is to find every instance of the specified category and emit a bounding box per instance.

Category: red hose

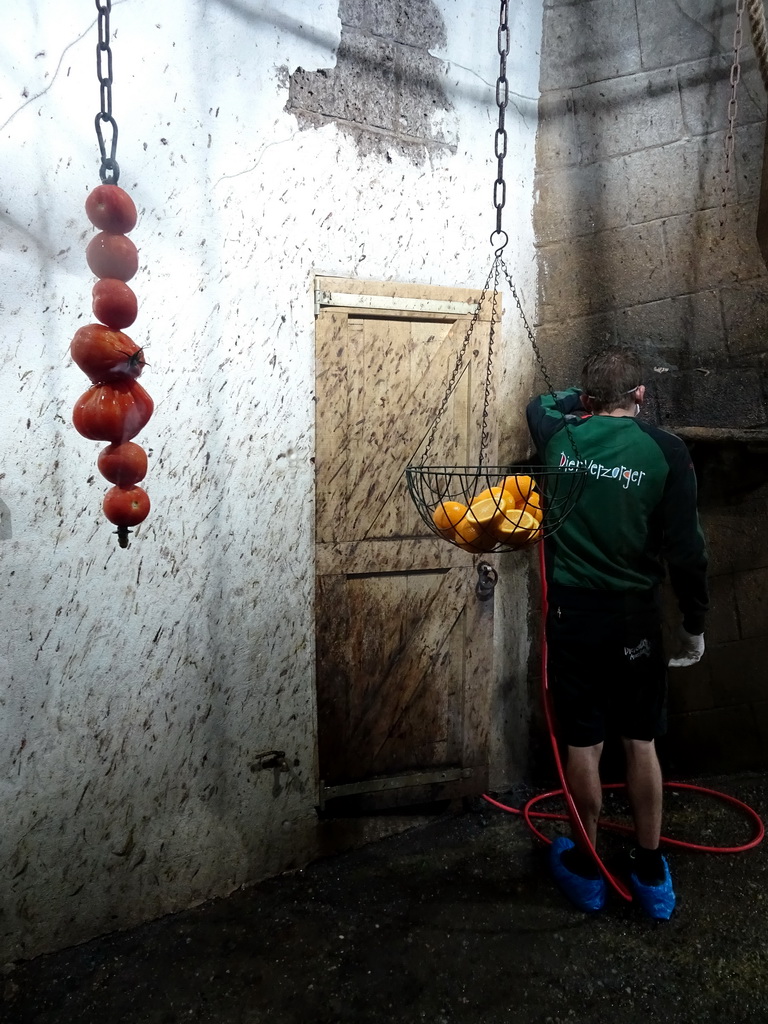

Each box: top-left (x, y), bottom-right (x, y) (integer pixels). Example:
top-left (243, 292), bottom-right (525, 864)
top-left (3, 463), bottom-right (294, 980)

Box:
top-left (482, 543), bottom-right (764, 902)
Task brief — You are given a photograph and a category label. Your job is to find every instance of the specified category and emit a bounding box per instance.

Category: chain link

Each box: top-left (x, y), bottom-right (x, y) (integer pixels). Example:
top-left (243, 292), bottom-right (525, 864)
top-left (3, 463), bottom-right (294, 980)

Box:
top-left (417, 0), bottom-right (580, 469)
top-left (489, 0), bottom-right (582, 460)
top-left (721, 0), bottom-right (745, 235)
top-left (491, 0), bottom-right (510, 252)
top-left (95, 0), bottom-right (120, 184)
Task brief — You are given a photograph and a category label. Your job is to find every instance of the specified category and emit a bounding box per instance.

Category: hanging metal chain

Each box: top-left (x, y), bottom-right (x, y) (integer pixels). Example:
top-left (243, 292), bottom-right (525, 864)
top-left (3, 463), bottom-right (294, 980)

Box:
top-left (418, 263), bottom-right (496, 466)
top-left (492, 0), bottom-right (510, 253)
top-left (499, 258), bottom-right (582, 461)
top-left (418, 0), bottom-right (509, 467)
top-left (721, 0), bottom-right (745, 235)
top-left (478, 259), bottom-right (502, 465)
top-left (491, 0), bottom-right (580, 461)
top-left (416, 0), bottom-right (581, 469)
top-left (95, 0), bottom-right (120, 184)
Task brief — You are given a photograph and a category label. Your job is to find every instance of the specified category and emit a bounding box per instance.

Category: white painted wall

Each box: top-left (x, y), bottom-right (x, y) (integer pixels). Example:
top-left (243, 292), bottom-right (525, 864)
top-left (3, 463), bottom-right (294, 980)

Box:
top-left (0, 0), bottom-right (542, 960)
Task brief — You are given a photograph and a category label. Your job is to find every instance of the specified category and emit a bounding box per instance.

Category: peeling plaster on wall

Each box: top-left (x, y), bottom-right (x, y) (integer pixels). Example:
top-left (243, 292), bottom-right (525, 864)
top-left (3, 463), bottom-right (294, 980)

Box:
top-left (287, 0), bottom-right (457, 162)
top-left (0, 0), bottom-right (542, 960)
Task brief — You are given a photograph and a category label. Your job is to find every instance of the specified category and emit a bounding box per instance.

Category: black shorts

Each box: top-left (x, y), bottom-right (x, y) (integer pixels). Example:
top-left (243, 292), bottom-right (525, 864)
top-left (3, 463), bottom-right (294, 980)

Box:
top-left (545, 586), bottom-right (667, 747)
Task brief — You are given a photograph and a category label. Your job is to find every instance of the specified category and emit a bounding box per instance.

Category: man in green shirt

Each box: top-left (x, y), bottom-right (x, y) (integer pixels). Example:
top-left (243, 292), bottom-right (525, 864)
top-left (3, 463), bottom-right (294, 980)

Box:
top-left (527, 345), bottom-right (708, 919)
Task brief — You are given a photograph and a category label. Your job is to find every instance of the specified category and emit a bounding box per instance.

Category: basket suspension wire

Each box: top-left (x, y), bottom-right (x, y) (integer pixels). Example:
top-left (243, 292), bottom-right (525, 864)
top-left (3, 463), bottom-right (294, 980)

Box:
top-left (478, 260), bottom-right (502, 468)
top-left (491, 0), bottom-right (582, 464)
top-left (418, 261), bottom-right (496, 468)
top-left (498, 258), bottom-right (582, 462)
top-left (405, 0), bottom-right (587, 554)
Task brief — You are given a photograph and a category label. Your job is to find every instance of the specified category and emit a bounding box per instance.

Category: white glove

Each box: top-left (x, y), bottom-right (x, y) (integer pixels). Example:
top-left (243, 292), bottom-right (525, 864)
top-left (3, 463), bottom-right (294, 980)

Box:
top-left (668, 626), bottom-right (705, 668)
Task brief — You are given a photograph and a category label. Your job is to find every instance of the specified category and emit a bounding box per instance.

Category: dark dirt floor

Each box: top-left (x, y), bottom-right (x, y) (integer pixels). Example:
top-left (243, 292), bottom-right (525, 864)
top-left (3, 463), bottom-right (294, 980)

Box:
top-left (3, 772), bottom-right (768, 1024)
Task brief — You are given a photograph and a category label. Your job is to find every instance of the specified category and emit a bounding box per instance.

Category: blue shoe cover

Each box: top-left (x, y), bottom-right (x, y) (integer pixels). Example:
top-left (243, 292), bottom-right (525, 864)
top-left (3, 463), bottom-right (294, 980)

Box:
top-left (550, 836), bottom-right (607, 913)
top-left (630, 856), bottom-right (676, 920)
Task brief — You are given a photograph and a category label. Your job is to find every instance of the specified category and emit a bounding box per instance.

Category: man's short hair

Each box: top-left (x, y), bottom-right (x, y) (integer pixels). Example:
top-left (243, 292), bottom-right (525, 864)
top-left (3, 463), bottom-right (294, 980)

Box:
top-left (581, 345), bottom-right (643, 413)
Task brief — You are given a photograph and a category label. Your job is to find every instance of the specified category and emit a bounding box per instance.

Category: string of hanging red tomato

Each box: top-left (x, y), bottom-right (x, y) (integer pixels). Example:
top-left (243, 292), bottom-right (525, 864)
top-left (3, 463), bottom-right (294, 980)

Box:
top-left (70, 1), bottom-right (153, 548)
top-left (71, 183), bottom-right (154, 548)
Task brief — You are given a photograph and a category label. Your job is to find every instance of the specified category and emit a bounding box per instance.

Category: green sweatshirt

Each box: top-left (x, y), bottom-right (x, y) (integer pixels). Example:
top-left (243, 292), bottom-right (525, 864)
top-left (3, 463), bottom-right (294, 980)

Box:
top-left (527, 388), bottom-right (709, 634)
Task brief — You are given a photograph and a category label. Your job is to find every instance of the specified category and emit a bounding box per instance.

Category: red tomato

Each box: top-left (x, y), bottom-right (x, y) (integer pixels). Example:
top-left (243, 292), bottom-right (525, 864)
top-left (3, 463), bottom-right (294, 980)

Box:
top-left (97, 442), bottom-right (148, 486)
top-left (103, 485), bottom-right (151, 526)
top-left (86, 232), bottom-right (139, 281)
top-left (92, 279), bottom-right (138, 329)
top-left (85, 185), bottom-right (137, 234)
top-left (72, 379), bottom-right (154, 443)
top-left (70, 324), bottom-right (145, 383)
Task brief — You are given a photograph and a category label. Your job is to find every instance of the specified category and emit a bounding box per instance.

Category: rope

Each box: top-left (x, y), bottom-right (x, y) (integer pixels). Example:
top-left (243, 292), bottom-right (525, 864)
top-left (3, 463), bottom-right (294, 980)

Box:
top-left (747, 0), bottom-right (768, 91)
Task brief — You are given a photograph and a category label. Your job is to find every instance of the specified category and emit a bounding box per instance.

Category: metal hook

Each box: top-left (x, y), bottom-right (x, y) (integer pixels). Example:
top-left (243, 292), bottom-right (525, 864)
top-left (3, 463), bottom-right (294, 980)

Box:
top-left (490, 229), bottom-right (508, 256)
top-left (476, 561), bottom-right (499, 601)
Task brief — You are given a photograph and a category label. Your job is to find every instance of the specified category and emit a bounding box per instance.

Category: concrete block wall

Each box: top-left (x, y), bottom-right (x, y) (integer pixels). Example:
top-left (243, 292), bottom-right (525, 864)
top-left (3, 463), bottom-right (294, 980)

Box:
top-left (535, 0), bottom-right (768, 773)
top-left (536, 0), bottom-right (768, 382)
top-left (662, 471), bottom-right (768, 774)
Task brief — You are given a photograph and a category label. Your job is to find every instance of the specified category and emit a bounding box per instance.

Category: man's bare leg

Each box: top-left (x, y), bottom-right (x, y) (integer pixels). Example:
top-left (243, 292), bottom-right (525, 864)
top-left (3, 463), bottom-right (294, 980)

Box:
top-left (622, 737), bottom-right (663, 849)
top-left (565, 742), bottom-right (604, 849)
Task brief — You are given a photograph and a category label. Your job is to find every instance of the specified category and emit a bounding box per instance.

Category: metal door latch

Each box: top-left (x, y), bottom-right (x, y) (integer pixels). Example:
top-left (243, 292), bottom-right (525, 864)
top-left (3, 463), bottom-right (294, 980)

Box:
top-left (476, 561), bottom-right (498, 600)
top-left (250, 749), bottom-right (289, 772)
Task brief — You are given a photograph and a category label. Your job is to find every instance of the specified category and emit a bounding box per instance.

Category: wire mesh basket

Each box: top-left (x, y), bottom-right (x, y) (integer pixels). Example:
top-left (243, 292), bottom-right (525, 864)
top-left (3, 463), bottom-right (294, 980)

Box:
top-left (405, 464), bottom-right (587, 553)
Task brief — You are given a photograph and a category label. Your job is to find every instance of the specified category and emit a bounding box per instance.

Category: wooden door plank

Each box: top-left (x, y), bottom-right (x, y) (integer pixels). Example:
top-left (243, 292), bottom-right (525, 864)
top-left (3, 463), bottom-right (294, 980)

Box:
top-left (315, 312), bottom-right (350, 544)
top-left (343, 572), bottom-right (446, 771)
top-left (315, 313), bottom-right (484, 545)
top-left (461, 578), bottom-right (495, 772)
top-left (344, 317), bottom-right (452, 522)
top-left (315, 574), bottom-right (351, 780)
top-left (317, 568), bottom-right (464, 784)
top-left (339, 316), bottom-right (492, 542)
top-left (345, 568), bottom-right (468, 766)
top-left (314, 276), bottom-right (501, 802)
top-left (374, 579), bottom-right (465, 770)
top-left (344, 317), bottom-right (413, 534)
top-left (367, 320), bottom-right (478, 539)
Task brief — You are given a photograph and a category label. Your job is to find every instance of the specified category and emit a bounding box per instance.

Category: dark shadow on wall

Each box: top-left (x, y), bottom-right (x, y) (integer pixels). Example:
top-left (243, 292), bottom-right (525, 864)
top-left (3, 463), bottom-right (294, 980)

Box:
top-left (530, 1), bottom-right (768, 780)
top-left (0, 498), bottom-right (11, 539)
top-left (210, 0), bottom-right (340, 50)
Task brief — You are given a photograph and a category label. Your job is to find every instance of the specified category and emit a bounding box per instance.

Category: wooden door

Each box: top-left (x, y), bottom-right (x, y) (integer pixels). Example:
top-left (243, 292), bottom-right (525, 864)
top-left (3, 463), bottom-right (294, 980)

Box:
top-left (314, 277), bottom-right (499, 810)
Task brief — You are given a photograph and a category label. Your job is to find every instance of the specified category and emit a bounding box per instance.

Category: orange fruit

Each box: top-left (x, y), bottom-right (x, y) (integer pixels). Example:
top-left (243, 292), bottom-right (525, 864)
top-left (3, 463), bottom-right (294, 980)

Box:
top-left (454, 516), bottom-right (489, 551)
top-left (472, 485), bottom-right (507, 507)
top-left (432, 501), bottom-right (487, 550)
top-left (489, 508), bottom-right (540, 546)
top-left (463, 493), bottom-right (513, 552)
top-left (432, 500), bottom-right (470, 536)
top-left (520, 490), bottom-right (544, 523)
top-left (502, 474), bottom-right (536, 507)
top-left (469, 494), bottom-right (512, 523)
